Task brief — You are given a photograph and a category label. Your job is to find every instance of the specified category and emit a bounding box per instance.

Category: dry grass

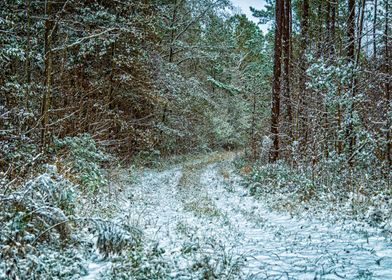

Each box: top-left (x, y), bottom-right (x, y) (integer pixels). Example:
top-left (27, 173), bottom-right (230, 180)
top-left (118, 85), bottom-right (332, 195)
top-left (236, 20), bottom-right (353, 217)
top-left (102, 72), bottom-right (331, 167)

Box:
top-left (177, 152), bottom-right (233, 218)
top-left (240, 165), bottom-right (252, 175)
top-left (183, 196), bottom-right (221, 218)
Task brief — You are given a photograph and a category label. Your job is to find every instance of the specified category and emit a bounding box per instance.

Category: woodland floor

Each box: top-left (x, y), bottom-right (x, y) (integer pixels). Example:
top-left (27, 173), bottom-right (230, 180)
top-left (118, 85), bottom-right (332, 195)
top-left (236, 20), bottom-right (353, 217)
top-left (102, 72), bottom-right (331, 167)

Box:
top-left (81, 152), bottom-right (392, 279)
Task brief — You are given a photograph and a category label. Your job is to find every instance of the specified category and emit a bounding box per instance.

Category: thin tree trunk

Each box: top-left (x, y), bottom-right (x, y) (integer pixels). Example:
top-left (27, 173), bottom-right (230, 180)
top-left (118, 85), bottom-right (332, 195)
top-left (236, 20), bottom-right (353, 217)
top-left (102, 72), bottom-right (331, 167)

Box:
top-left (326, 0), bottom-right (333, 56)
top-left (334, 0), bottom-right (343, 154)
top-left (108, 42), bottom-right (116, 110)
top-left (373, 0), bottom-right (378, 59)
top-left (41, 0), bottom-right (53, 148)
top-left (283, 0), bottom-right (293, 146)
top-left (159, 1), bottom-right (179, 153)
top-left (337, 82), bottom-right (343, 154)
top-left (317, 1), bottom-right (323, 56)
top-left (356, 0), bottom-right (366, 65)
top-left (251, 90), bottom-right (257, 161)
top-left (347, 0), bottom-right (365, 165)
top-left (347, 0), bottom-right (355, 61)
top-left (298, 0), bottom-right (309, 158)
top-left (385, 0), bottom-right (391, 166)
top-left (347, 0), bottom-right (356, 164)
top-left (25, 0), bottom-right (31, 111)
top-left (270, 0), bottom-right (284, 162)
top-left (331, 0), bottom-right (337, 55)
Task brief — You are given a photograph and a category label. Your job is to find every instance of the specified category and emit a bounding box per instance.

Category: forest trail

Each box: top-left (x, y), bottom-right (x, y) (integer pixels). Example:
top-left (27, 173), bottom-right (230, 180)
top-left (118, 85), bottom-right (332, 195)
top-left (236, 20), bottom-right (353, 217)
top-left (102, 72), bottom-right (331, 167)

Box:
top-left (84, 153), bottom-right (392, 279)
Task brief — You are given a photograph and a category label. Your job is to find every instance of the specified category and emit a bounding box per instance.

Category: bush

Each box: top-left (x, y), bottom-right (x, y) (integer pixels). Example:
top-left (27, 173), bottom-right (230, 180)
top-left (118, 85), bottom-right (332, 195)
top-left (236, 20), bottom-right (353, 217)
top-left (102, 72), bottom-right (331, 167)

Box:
top-left (246, 161), bottom-right (316, 201)
top-left (103, 242), bottom-right (171, 279)
top-left (181, 237), bottom-right (246, 280)
top-left (0, 168), bottom-right (84, 279)
top-left (0, 166), bottom-right (145, 279)
top-left (239, 155), bottom-right (392, 228)
top-left (54, 134), bottom-right (109, 192)
top-left (91, 218), bottom-right (143, 258)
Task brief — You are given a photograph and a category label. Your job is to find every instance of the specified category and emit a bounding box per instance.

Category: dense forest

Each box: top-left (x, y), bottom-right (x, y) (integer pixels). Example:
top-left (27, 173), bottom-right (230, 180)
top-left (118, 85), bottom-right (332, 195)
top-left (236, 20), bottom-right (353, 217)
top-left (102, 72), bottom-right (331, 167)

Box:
top-left (1, 0), bottom-right (391, 279)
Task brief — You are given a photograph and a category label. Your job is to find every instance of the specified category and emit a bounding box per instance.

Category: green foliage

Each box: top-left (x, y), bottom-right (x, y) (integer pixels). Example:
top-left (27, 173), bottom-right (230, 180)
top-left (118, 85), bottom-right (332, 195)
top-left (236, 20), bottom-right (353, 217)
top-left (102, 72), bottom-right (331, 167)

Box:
top-left (246, 161), bottom-right (316, 200)
top-left (207, 76), bottom-right (241, 94)
top-left (92, 219), bottom-right (143, 258)
top-left (182, 237), bottom-right (246, 280)
top-left (0, 170), bottom-right (83, 279)
top-left (54, 134), bottom-right (109, 192)
top-left (250, 0), bottom-right (275, 25)
top-left (240, 151), bottom-right (391, 221)
top-left (105, 243), bottom-right (171, 279)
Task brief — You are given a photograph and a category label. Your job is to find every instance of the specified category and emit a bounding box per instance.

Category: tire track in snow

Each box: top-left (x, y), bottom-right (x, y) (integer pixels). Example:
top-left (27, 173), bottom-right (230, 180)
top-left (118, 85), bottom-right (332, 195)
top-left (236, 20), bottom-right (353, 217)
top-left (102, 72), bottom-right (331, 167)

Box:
top-left (82, 155), bottom-right (392, 279)
top-left (199, 161), bottom-right (392, 279)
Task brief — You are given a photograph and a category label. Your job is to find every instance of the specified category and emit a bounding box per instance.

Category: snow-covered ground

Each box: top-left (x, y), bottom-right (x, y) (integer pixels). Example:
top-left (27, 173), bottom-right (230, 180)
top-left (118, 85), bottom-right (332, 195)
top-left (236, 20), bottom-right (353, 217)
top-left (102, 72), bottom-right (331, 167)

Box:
top-left (83, 154), bottom-right (392, 279)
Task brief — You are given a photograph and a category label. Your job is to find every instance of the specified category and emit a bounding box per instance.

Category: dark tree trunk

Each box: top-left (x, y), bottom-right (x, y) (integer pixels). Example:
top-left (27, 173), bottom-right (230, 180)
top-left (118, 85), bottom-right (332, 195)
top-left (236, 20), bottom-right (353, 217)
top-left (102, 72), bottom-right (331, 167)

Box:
top-left (283, 0), bottom-right (293, 145)
top-left (159, 0), bottom-right (179, 154)
top-left (347, 0), bottom-right (356, 164)
top-left (270, 0), bottom-right (284, 162)
top-left (41, 0), bottom-right (54, 149)
top-left (326, 0), bottom-right (332, 56)
top-left (331, 0), bottom-right (337, 44)
top-left (317, 1), bottom-right (323, 55)
top-left (356, 0), bottom-right (366, 65)
top-left (298, 0), bottom-right (309, 157)
top-left (347, 0), bottom-right (355, 62)
top-left (25, 0), bottom-right (31, 111)
top-left (373, 0), bottom-right (378, 60)
top-left (108, 42), bottom-right (116, 111)
top-left (385, 0), bottom-right (391, 166)
top-left (251, 90), bottom-right (257, 161)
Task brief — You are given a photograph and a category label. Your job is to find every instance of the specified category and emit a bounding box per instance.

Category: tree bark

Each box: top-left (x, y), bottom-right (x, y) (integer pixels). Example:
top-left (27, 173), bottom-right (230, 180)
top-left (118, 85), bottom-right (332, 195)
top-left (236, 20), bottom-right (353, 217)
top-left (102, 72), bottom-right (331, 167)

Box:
top-left (251, 90), bottom-right (257, 161)
top-left (347, 0), bottom-right (355, 62)
top-left (385, 0), bottom-right (391, 166)
top-left (108, 42), bottom-right (116, 111)
top-left (373, 0), bottom-right (378, 59)
top-left (25, 0), bottom-right (32, 111)
top-left (331, 0), bottom-right (337, 46)
top-left (298, 0), bottom-right (309, 157)
top-left (41, 0), bottom-right (54, 149)
top-left (356, 0), bottom-right (366, 65)
top-left (159, 0), bottom-right (179, 154)
top-left (283, 0), bottom-right (293, 144)
top-left (270, 0), bottom-right (284, 162)
top-left (347, 0), bottom-right (356, 164)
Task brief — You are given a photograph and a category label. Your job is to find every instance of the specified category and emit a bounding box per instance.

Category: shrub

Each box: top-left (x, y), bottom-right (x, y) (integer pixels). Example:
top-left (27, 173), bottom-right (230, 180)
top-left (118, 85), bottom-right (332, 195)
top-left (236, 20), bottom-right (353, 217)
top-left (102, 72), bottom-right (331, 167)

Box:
top-left (103, 242), bottom-right (171, 279)
top-left (246, 161), bottom-right (316, 200)
top-left (54, 134), bottom-right (109, 192)
top-left (183, 238), bottom-right (246, 279)
top-left (91, 218), bottom-right (143, 258)
top-left (0, 168), bottom-right (84, 279)
top-left (239, 155), bottom-right (392, 227)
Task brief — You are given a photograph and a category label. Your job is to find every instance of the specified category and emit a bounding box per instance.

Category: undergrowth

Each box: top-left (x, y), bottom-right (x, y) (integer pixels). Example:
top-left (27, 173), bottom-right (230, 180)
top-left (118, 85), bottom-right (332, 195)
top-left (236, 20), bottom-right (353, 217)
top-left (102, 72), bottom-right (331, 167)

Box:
top-left (1, 135), bottom-right (241, 279)
top-left (236, 155), bottom-right (392, 231)
top-left (0, 134), bottom-right (153, 279)
top-left (54, 134), bottom-right (110, 193)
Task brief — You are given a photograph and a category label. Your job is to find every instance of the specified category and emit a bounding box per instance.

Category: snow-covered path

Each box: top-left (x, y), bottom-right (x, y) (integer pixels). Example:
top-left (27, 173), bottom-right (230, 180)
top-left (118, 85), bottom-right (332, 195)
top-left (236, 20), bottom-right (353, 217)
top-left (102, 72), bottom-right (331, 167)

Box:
top-left (200, 163), bottom-right (392, 279)
top-left (85, 154), bottom-right (392, 279)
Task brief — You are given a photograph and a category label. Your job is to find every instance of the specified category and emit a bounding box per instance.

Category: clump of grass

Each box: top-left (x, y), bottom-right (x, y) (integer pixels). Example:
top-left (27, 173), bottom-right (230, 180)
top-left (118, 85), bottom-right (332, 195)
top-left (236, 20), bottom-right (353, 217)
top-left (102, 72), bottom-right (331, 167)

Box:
top-left (178, 165), bottom-right (202, 190)
top-left (219, 166), bottom-right (230, 179)
top-left (182, 237), bottom-right (247, 279)
top-left (176, 221), bottom-right (197, 236)
top-left (237, 208), bottom-right (267, 227)
top-left (183, 196), bottom-right (221, 218)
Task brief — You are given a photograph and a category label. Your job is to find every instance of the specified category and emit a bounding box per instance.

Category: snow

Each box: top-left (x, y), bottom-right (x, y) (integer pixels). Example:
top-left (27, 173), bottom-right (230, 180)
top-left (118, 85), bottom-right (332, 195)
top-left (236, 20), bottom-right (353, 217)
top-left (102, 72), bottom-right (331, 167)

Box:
top-left (80, 262), bottom-right (110, 280)
top-left (82, 154), bottom-right (392, 279)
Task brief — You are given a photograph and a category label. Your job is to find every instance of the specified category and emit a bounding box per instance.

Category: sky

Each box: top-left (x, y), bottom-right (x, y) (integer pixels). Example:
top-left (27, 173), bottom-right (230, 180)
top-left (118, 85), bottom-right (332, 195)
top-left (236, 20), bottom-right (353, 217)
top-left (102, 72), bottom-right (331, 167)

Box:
top-left (230, 0), bottom-right (269, 32)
